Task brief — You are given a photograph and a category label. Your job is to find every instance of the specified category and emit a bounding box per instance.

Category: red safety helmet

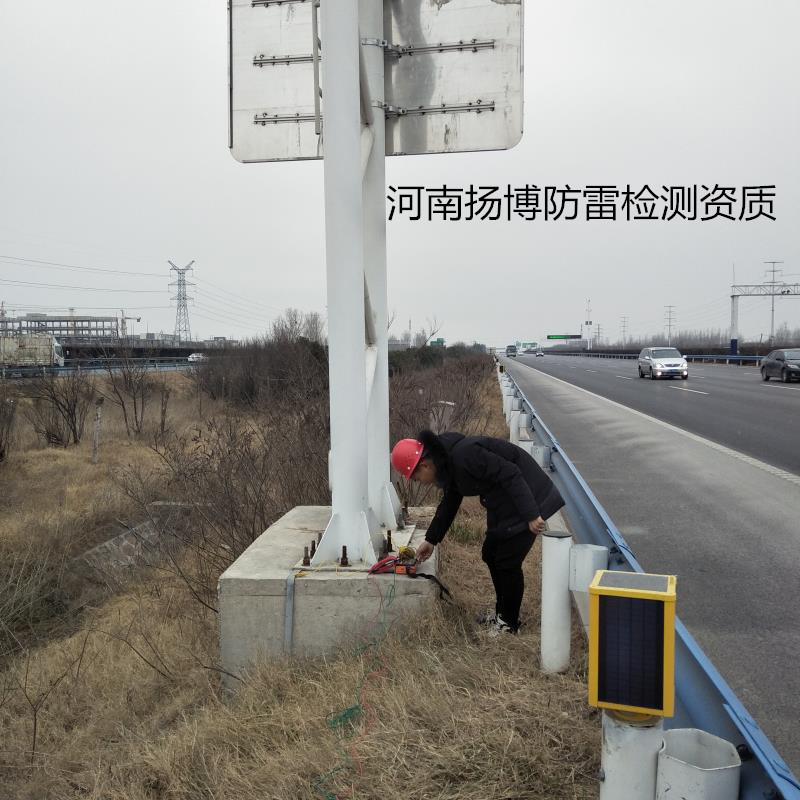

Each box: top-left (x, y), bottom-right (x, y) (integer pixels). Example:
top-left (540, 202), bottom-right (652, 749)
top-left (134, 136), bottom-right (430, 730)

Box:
top-left (391, 438), bottom-right (424, 479)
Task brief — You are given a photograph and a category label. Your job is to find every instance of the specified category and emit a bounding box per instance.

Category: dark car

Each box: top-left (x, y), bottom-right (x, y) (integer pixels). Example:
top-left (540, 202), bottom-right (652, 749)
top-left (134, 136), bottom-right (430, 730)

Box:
top-left (761, 349), bottom-right (800, 382)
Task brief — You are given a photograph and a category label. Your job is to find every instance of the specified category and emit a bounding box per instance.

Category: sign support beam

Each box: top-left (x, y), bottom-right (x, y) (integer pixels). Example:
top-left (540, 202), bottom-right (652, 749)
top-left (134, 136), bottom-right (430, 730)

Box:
top-left (313, 0), bottom-right (375, 567)
top-left (361, 0), bottom-right (403, 534)
top-left (312, 0), bottom-right (400, 568)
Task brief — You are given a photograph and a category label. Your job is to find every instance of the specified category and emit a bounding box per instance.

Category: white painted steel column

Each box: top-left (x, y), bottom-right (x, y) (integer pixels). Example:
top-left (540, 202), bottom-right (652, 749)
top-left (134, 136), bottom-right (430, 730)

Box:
top-left (313, 0), bottom-right (376, 566)
top-left (361, 0), bottom-right (401, 533)
top-left (729, 294), bottom-right (739, 345)
top-left (600, 712), bottom-right (664, 800)
top-left (540, 530), bottom-right (572, 673)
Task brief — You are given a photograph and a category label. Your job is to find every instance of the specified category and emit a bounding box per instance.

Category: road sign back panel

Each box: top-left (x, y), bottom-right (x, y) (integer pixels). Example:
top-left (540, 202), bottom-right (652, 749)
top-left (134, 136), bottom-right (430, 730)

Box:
top-left (384, 0), bottom-right (523, 156)
top-left (229, 0), bottom-right (524, 163)
top-left (230, 0), bottom-right (321, 163)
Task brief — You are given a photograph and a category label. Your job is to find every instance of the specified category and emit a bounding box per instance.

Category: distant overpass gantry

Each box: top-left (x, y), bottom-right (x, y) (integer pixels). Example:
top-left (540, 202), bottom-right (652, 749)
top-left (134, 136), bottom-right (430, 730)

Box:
top-left (729, 282), bottom-right (799, 352)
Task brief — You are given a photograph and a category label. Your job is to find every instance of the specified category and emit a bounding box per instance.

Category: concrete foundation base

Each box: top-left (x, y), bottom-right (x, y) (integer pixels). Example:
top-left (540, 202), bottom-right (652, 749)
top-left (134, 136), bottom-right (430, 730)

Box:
top-left (218, 506), bottom-right (438, 686)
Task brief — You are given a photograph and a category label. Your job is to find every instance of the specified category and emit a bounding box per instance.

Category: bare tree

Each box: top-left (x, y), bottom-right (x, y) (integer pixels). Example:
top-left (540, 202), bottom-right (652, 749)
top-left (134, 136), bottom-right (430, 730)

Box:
top-left (0, 386), bottom-right (16, 463)
top-left (99, 349), bottom-right (153, 437)
top-left (302, 311), bottom-right (325, 344)
top-left (24, 370), bottom-right (95, 446)
top-left (412, 318), bottom-right (442, 348)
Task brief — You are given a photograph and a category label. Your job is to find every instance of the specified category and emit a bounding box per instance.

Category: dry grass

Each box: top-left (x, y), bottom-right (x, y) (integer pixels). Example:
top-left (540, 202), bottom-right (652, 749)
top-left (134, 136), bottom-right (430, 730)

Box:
top-left (0, 531), bottom-right (598, 800)
top-left (0, 372), bottom-right (220, 657)
top-left (0, 366), bottom-right (600, 799)
top-left (0, 372), bottom-right (212, 556)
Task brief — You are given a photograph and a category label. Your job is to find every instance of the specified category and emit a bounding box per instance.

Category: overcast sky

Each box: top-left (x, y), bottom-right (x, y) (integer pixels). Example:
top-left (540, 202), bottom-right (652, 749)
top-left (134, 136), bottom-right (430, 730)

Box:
top-left (1, 0), bottom-right (797, 345)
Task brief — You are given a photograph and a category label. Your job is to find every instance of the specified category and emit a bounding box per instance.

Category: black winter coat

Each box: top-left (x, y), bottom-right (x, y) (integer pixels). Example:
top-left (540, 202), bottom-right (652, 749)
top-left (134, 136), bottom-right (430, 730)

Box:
top-left (420, 430), bottom-right (565, 545)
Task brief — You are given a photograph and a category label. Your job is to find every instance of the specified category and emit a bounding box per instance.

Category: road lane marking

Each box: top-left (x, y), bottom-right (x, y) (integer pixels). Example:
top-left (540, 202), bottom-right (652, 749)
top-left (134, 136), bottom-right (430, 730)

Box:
top-left (615, 376), bottom-right (633, 380)
top-left (586, 369), bottom-right (599, 373)
top-left (668, 386), bottom-right (709, 395)
top-left (512, 365), bottom-right (800, 488)
top-left (764, 383), bottom-right (800, 390)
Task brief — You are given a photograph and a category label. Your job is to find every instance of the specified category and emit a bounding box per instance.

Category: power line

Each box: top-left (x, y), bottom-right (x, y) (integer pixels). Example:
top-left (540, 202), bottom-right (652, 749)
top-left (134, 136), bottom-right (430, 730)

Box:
top-left (194, 277), bottom-right (284, 314)
top-left (1, 253), bottom-right (285, 315)
top-left (0, 254), bottom-right (164, 277)
top-left (0, 277), bottom-right (164, 293)
top-left (0, 301), bottom-right (173, 312)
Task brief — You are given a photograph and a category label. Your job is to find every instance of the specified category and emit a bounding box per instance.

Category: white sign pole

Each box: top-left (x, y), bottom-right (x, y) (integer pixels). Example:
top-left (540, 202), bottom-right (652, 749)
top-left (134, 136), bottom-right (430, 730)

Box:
top-left (313, 0), bottom-right (378, 567)
top-left (361, 0), bottom-right (403, 531)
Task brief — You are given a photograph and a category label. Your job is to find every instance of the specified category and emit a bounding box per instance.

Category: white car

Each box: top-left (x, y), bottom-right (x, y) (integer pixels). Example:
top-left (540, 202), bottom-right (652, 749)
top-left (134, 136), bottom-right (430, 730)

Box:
top-left (535, 351), bottom-right (544, 358)
top-left (187, 352), bottom-right (208, 363)
top-left (638, 347), bottom-right (688, 380)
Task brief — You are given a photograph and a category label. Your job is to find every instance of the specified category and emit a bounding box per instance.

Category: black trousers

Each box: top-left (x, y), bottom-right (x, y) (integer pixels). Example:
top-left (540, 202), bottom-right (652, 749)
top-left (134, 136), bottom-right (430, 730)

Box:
top-left (480, 529), bottom-right (536, 631)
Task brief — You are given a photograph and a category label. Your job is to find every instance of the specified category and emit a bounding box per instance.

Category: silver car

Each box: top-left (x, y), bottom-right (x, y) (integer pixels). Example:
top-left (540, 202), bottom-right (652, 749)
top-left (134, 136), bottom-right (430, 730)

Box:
top-left (638, 347), bottom-right (688, 380)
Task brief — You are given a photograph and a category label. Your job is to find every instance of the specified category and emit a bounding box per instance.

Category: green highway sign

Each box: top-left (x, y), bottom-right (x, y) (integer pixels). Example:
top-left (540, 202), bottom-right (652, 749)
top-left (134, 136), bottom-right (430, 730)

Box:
top-left (547, 334), bottom-right (583, 340)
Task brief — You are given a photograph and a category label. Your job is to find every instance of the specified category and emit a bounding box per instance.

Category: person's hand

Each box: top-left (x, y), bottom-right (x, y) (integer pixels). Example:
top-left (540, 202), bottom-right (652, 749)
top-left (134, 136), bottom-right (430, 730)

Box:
top-left (415, 541), bottom-right (435, 563)
top-left (528, 516), bottom-right (545, 535)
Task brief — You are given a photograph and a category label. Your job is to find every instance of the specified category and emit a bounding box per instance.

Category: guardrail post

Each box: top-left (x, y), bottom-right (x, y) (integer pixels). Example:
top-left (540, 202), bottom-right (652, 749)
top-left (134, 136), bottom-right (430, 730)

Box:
top-left (502, 388), bottom-right (515, 419)
top-left (506, 395), bottom-right (521, 423)
top-left (531, 445), bottom-right (551, 470)
top-left (509, 408), bottom-right (520, 444)
top-left (541, 530), bottom-right (572, 674)
top-left (600, 711), bottom-right (664, 800)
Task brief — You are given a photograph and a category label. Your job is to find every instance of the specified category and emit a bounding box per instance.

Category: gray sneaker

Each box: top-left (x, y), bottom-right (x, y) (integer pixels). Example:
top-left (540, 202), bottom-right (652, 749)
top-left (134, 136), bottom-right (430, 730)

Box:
top-left (486, 614), bottom-right (515, 637)
top-left (476, 608), bottom-right (498, 626)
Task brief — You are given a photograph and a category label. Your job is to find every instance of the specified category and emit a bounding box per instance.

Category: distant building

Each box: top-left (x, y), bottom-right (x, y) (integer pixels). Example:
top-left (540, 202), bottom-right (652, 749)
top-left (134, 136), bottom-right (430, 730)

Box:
top-left (0, 313), bottom-right (118, 339)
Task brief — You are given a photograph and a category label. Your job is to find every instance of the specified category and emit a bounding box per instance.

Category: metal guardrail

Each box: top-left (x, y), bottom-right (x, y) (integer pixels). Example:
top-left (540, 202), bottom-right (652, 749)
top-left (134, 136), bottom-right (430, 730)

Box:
top-left (503, 369), bottom-right (799, 800)
top-left (0, 357), bottom-right (194, 380)
top-left (537, 351), bottom-right (763, 365)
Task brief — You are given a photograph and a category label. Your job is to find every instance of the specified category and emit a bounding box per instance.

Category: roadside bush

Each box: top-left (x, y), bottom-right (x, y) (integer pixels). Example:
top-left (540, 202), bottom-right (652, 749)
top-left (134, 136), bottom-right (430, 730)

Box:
top-left (389, 354), bottom-right (493, 507)
top-left (197, 310), bottom-right (327, 407)
top-left (123, 399), bottom-right (330, 611)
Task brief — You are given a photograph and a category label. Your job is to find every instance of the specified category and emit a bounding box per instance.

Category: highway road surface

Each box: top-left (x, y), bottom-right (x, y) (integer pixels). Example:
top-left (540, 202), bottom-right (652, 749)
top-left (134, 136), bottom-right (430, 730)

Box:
top-left (515, 353), bottom-right (800, 474)
top-left (503, 354), bottom-right (800, 775)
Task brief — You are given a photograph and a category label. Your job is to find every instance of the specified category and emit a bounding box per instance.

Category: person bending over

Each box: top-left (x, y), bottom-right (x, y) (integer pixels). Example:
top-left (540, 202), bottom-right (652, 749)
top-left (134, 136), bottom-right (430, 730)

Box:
top-left (391, 430), bottom-right (565, 634)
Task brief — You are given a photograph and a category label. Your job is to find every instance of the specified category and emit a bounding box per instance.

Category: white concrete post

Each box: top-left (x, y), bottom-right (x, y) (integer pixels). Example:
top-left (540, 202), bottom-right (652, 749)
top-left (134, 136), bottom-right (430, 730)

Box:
top-left (518, 440), bottom-right (534, 457)
top-left (509, 408), bottom-right (520, 444)
top-left (361, 0), bottom-right (401, 533)
top-left (600, 711), bottom-right (664, 800)
top-left (569, 544), bottom-right (609, 636)
top-left (313, 0), bottom-right (377, 567)
top-left (91, 397), bottom-right (104, 465)
top-left (540, 530), bottom-right (572, 673)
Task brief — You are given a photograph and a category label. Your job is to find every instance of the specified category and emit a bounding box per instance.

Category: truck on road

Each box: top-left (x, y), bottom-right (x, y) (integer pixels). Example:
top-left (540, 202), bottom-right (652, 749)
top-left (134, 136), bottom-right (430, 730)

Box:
top-left (0, 335), bottom-right (65, 369)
